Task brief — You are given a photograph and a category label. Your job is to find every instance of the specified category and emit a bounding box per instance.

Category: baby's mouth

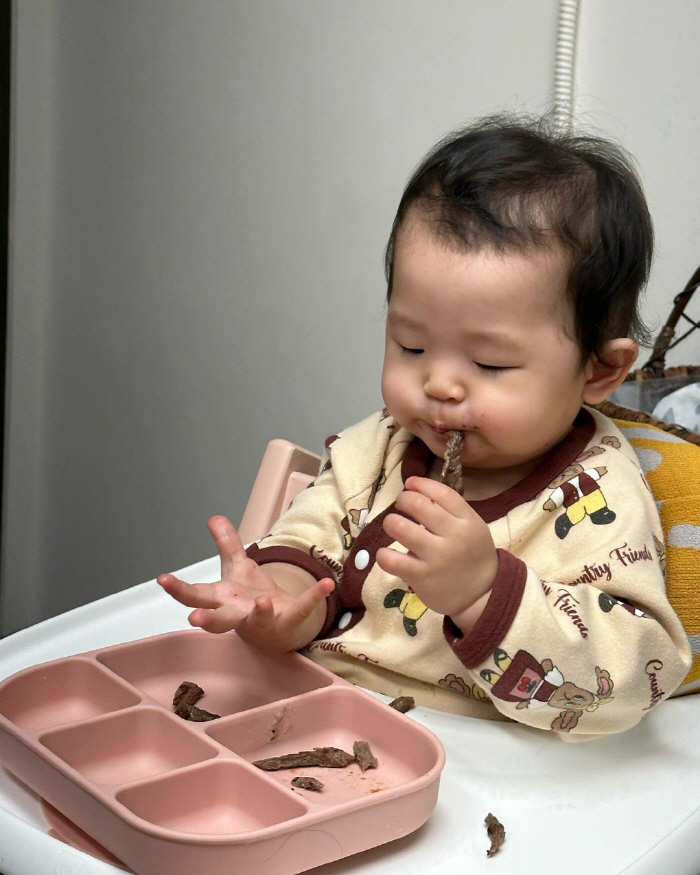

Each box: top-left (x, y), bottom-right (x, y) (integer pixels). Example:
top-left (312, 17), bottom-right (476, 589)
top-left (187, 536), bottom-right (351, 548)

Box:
top-left (430, 422), bottom-right (464, 437)
top-left (430, 425), bottom-right (449, 441)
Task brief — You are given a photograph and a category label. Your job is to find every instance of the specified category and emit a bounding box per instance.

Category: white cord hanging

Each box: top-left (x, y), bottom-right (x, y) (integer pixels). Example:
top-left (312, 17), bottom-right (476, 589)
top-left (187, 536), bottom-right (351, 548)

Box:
top-left (553, 0), bottom-right (581, 131)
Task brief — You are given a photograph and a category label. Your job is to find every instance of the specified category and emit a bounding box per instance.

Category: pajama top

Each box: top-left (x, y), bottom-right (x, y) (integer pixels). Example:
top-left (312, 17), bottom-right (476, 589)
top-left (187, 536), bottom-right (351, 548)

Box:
top-left (246, 407), bottom-right (691, 739)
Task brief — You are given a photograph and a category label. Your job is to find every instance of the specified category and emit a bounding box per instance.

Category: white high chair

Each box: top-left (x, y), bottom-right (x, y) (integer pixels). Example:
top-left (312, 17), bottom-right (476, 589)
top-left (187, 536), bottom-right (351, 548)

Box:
top-left (237, 439), bottom-right (321, 544)
top-left (1, 437), bottom-right (700, 875)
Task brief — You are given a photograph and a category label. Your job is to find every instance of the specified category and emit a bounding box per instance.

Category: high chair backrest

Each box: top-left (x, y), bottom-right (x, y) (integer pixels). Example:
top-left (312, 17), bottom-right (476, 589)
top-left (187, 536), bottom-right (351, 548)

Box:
top-left (237, 439), bottom-right (322, 545)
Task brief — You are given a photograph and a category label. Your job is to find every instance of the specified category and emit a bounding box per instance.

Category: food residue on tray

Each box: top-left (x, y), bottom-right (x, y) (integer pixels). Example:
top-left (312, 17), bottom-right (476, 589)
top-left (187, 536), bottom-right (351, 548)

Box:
top-left (291, 776), bottom-right (324, 792)
top-left (172, 681), bottom-right (221, 722)
top-left (267, 708), bottom-right (288, 742)
top-left (485, 812), bottom-right (505, 857)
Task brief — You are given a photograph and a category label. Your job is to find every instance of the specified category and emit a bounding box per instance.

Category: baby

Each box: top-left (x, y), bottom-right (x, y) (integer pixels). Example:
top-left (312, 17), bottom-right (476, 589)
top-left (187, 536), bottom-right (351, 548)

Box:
top-left (159, 114), bottom-right (690, 739)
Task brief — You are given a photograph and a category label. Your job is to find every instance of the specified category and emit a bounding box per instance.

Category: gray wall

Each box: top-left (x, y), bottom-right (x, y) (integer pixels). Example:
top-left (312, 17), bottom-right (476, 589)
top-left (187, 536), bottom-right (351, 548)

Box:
top-left (3, 1), bottom-right (699, 634)
top-left (576, 1), bottom-right (700, 343)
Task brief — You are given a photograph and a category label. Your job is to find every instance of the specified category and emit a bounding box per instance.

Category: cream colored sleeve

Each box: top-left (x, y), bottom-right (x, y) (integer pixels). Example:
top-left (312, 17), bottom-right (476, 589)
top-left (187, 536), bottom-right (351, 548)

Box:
top-left (246, 439), bottom-right (348, 587)
top-left (445, 455), bottom-right (691, 740)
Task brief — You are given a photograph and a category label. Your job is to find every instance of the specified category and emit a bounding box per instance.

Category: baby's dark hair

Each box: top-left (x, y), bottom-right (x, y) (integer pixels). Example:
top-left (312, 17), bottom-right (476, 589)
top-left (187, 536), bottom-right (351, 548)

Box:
top-left (384, 113), bottom-right (654, 361)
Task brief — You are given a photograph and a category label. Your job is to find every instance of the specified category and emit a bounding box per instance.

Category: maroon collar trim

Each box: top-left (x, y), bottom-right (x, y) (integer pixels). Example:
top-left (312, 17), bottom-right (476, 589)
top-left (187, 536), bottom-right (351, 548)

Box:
top-left (400, 408), bottom-right (596, 523)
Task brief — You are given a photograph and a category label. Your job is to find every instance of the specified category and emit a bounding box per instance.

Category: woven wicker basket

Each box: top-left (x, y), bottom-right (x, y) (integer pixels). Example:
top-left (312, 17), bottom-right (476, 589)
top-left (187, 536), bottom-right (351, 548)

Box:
top-left (593, 264), bottom-right (700, 446)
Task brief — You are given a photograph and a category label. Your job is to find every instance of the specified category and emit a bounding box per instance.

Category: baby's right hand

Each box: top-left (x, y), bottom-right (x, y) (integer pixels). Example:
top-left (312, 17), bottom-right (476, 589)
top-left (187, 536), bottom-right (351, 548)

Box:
top-left (157, 516), bottom-right (334, 653)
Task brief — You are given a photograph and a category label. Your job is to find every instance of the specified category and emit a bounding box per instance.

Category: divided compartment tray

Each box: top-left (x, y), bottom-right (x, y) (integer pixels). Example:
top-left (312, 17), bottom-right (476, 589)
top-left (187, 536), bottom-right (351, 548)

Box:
top-left (0, 630), bottom-right (445, 875)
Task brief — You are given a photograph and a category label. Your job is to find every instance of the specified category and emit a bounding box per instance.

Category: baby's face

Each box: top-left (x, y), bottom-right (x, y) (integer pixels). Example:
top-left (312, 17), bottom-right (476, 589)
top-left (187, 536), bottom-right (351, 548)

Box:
top-left (381, 220), bottom-right (593, 480)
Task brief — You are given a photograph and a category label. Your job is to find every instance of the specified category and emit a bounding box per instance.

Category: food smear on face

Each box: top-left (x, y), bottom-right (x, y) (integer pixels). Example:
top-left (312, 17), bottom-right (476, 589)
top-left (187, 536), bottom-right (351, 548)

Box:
top-left (440, 430), bottom-right (464, 493)
top-left (172, 681), bottom-right (221, 722)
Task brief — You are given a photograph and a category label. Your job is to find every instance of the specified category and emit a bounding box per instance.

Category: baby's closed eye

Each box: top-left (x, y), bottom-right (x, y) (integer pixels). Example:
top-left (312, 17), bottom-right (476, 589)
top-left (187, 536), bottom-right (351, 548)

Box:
top-left (474, 362), bottom-right (515, 373)
top-left (397, 343), bottom-right (424, 355)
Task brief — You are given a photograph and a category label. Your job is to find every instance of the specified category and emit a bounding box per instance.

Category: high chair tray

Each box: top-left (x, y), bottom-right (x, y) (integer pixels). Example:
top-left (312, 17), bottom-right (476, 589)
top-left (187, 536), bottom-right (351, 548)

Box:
top-left (0, 627), bottom-right (444, 875)
top-left (2, 556), bottom-right (700, 875)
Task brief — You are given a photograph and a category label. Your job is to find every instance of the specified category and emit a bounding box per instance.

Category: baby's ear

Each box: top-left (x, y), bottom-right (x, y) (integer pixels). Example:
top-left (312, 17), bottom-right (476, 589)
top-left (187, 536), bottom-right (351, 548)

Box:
top-left (582, 339), bottom-right (638, 405)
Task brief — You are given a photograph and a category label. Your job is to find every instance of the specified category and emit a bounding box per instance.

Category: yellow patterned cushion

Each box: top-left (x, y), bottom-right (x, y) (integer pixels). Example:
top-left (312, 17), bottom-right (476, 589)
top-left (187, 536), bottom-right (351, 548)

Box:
top-left (614, 419), bottom-right (700, 695)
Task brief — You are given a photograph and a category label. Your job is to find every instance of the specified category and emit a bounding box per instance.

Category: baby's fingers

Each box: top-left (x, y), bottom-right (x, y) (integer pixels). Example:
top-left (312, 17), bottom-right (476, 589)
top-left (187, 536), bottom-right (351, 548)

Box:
top-left (238, 579), bottom-right (334, 645)
top-left (375, 546), bottom-right (423, 585)
top-left (286, 578), bottom-right (335, 624)
top-left (157, 573), bottom-right (223, 609)
top-left (383, 512), bottom-right (434, 558)
top-left (188, 604), bottom-right (247, 634)
top-left (394, 489), bottom-right (450, 534)
top-left (207, 515), bottom-right (247, 578)
top-left (405, 476), bottom-right (470, 517)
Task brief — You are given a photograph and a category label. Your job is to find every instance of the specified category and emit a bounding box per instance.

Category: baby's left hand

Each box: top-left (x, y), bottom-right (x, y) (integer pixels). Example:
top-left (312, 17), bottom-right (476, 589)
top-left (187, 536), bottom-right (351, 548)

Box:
top-left (376, 476), bottom-right (497, 621)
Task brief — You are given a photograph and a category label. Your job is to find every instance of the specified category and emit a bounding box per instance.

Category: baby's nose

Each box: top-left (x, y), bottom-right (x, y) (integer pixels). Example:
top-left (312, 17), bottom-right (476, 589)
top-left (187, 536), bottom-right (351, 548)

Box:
top-left (424, 369), bottom-right (465, 403)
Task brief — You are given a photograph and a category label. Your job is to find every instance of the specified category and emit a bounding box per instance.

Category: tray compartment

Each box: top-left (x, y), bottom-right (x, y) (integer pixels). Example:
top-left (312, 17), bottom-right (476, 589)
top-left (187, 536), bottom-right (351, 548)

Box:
top-left (0, 631), bottom-right (445, 875)
top-left (97, 630), bottom-right (333, 717)
top-left (116, 758), bottom-right (308, 836)
top-left (39, 706), bottom-right (220, 785)
top-left (0, 658), bottom-right (140, 731)
top-left (206, 686), bottom-right (441, 806)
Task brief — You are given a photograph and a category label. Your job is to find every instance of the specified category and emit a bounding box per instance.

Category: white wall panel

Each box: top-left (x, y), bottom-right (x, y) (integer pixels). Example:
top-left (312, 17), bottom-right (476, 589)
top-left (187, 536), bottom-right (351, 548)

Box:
top-left (576, 0), bottom-right (700, 367)
top-left (22, 1), bottom-right (698, 632)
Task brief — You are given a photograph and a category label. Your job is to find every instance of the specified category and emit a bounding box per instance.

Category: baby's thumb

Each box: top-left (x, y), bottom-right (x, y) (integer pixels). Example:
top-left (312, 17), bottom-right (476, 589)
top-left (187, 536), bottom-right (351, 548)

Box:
top-left (293, 578), bottom-right (335, 621)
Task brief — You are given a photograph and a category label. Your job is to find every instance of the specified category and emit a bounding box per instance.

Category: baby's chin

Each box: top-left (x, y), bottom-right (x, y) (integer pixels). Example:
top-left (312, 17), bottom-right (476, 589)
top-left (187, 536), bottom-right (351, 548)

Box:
top-left (456, 439), bottom-right (546, 473)
top-left (469, 453), bottom-right (548, 481)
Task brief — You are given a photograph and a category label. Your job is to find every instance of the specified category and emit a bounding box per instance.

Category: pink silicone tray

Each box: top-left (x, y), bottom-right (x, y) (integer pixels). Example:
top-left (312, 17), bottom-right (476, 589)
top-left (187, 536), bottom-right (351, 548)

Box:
top-left (0, 629), bottom-right (444, 875)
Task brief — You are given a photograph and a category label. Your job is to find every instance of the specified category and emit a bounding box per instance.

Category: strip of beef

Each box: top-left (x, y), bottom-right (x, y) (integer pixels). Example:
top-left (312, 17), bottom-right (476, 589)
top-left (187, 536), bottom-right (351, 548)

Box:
top-left (440, 430), bottom-right (464, 493)
top-left (353, 740), bottom-right (378, 772)
top-left (253, 747), bottom-right (355, 771)
top-left (172, 681), bottom-right (221, 722)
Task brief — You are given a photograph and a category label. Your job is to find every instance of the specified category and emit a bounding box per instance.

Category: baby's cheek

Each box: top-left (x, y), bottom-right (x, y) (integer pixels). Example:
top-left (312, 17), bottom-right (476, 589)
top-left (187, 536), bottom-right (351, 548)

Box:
top-left (479, 398), bottom-right (533, 434)
top-left (380, 373), bottom-right (399, 412)
top-left (496, 392), bottom-right (546, 432)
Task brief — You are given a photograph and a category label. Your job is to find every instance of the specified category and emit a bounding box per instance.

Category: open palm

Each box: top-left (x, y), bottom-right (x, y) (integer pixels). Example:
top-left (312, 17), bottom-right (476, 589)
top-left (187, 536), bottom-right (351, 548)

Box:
top-left (157, 515), bottom-right (333, 652)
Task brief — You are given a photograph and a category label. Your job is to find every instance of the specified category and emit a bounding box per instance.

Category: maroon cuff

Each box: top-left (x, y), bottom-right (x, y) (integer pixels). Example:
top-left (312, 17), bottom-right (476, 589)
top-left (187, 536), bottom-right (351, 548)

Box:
top-left (443, 549), bottom-right (528, 669)
top-left (246, 543), bottom-right (339, 633)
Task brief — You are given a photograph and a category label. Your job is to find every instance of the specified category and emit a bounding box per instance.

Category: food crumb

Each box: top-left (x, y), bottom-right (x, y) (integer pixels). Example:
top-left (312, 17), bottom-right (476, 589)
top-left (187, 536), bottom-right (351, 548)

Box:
top-left (291, 776), bottom-right (324, 792)
top-left (388, 696), bottom-right (415, 713)
top-left (485, 812), bottom-right (505, 857)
